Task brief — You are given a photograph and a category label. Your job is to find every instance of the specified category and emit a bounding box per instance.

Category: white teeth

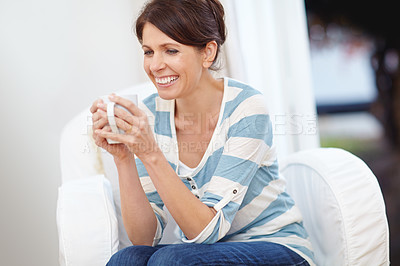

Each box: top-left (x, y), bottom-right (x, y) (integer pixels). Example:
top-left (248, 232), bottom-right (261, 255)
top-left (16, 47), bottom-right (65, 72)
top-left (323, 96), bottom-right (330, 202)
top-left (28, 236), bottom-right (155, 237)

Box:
top-left (156, 76), bottom-right (178, 85)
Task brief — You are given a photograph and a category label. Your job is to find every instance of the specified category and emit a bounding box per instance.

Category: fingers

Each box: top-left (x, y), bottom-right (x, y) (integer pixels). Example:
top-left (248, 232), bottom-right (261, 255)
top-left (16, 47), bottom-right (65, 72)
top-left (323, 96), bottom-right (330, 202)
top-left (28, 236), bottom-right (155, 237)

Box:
top-left (95, 128), bottom-right (128, 144)
top-left (92, 109), bottom-right (108, 131)
top-left (93, 125), bottom-right (111, 148)
top-left (94, 108), bottom-right (137, 135)
top-left (90, 98), bottom-right (104, 114)
top-left (96, 101), bottom-right (140, 127)
top-left (113, 107), bottom-right (140, 126)
top-left (109, 94), bottom-right (142, 117)
top-left (90, 94), bottom-right (139, 116)
top-left (114, 116), bottom-right (134, 132)
top-left (92, 95), bottom-right (145, 140)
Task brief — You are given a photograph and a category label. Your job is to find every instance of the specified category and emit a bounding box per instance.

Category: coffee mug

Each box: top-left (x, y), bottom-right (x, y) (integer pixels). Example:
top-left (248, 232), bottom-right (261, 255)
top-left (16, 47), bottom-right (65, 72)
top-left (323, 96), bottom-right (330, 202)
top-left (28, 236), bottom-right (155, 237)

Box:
top-left (99, 93), bottom-right (138, 144)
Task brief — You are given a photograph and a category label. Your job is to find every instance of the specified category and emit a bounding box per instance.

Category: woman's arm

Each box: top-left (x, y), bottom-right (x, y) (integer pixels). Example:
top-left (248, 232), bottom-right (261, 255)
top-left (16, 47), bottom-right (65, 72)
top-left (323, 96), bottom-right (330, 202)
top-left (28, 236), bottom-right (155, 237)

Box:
top-left (95, 95), bottom-right (217, 240)
top-left (140, 150), bottom-right (217, 240)
top-left (114, 156), bottom-right (158, 245)
top-left (90, 98), bottom-right (158, 245)
top-left (100, 133), bottom-right (217, 241)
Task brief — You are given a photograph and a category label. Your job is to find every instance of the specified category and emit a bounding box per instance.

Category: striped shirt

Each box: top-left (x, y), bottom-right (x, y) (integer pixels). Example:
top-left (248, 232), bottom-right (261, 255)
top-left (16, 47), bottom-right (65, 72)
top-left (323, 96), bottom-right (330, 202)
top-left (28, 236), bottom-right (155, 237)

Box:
top-left (136, 77), bottom-right (315, 265)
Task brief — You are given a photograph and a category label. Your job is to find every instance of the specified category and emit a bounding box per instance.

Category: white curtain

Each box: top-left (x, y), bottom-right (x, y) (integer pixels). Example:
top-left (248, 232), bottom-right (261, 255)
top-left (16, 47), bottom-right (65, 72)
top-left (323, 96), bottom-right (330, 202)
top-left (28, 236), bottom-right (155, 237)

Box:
top-left (221, 0), bottom-right (320, 158)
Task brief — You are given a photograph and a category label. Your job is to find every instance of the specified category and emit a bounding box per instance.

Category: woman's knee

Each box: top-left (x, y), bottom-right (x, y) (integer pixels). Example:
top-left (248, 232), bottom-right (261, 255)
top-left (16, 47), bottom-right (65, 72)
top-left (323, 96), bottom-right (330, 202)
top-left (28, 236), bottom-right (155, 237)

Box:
top-left (147, 244), bottom-right (198, 265)
top-left (107, 245), bottom-right (158, 266)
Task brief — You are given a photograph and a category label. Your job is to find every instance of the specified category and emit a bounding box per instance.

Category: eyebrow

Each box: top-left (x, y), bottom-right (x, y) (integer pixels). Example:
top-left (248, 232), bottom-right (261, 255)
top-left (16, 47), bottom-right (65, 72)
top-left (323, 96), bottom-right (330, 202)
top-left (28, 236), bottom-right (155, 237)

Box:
top-left (142, 43), bottom-right (180, 49)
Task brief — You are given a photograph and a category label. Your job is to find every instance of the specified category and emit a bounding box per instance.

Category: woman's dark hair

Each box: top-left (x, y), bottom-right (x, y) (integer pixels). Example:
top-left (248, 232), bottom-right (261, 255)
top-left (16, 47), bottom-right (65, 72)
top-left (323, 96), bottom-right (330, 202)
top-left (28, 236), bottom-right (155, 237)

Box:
top-left (135, 0), bottom-right (226, 70)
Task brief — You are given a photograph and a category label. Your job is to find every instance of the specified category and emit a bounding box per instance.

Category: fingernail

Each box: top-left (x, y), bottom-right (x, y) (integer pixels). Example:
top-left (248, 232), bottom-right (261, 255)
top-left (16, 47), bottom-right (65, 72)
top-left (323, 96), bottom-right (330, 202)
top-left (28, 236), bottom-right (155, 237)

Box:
top-left (97, 103), bottom-right (104, 108)
top-left (108, 94), bottom-right (115, 100)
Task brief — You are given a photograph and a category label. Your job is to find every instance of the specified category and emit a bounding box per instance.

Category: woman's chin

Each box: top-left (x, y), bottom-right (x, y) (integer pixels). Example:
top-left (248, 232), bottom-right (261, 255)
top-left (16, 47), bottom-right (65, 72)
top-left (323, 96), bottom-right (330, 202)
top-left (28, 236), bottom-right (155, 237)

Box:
top-left (156, 90), bottom-right (176, 100)
top-left (155, 83), bottom-right (180, 100)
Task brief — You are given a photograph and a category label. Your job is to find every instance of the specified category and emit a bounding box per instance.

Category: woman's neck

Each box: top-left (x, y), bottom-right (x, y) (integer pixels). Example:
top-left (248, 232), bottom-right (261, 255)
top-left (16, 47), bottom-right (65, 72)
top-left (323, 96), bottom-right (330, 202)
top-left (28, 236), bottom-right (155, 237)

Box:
top-left (174, 73), bottom-right (224, 120)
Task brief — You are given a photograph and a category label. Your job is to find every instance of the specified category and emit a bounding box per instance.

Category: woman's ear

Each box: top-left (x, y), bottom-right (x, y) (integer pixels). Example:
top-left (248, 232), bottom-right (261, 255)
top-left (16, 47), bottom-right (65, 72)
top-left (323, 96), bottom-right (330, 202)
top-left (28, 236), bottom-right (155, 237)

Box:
top-left (202, 41), bottom-right (218, 68)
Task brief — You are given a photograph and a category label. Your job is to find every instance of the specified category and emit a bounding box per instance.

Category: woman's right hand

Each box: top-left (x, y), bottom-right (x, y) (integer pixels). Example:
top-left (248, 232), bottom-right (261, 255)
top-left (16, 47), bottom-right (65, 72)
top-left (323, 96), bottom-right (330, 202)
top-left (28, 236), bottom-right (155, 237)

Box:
top-left (90, 98), bottom-right (132, 162)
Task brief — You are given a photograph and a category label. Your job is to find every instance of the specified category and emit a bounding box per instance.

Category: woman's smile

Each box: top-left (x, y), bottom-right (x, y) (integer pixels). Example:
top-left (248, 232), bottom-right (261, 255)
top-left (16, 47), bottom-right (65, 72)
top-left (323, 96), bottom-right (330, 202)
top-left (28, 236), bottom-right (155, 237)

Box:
top-left (154, 75), bottom-right (179, 87)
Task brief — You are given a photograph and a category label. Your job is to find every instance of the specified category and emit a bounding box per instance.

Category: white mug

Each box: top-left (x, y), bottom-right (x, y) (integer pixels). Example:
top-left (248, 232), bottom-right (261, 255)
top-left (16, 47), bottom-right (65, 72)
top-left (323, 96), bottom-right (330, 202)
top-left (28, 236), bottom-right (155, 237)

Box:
top-left (99, 93), bottom-right (138, 144)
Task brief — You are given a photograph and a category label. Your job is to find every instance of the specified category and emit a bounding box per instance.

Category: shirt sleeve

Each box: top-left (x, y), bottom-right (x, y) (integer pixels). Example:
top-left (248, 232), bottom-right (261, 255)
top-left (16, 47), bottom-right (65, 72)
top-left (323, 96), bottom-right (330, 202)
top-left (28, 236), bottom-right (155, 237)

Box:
top-left (182, 96), bottom-right (275, 244)
top-left (136, 157), bottom-right (168, 246)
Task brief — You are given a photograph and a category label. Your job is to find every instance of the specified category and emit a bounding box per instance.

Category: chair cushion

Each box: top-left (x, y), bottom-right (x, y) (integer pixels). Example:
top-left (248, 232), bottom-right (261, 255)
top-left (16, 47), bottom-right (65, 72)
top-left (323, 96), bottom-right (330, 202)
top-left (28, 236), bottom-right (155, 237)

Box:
top-left (280, 148), bottom-right (389, 266)
top-left (57, 175), bottom-right (119, 266)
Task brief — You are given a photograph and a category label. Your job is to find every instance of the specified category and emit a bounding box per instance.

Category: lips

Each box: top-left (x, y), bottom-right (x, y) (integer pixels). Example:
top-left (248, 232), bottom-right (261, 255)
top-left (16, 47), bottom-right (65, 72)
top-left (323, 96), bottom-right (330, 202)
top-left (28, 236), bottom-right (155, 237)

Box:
top-left (155, 75), bottom-right (179, 85)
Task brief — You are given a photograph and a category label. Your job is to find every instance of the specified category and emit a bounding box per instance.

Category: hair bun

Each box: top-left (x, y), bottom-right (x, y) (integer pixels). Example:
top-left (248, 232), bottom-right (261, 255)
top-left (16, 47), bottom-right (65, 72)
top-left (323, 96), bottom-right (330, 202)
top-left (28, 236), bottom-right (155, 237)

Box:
top-left (205, 0), bottom-right (226, 45)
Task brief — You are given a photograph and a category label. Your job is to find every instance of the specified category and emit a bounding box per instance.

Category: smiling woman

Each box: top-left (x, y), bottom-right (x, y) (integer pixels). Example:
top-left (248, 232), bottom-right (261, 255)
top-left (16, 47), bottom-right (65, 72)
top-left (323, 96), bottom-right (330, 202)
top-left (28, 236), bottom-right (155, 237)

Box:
top-left (90, 0), bottom-right (316, 265)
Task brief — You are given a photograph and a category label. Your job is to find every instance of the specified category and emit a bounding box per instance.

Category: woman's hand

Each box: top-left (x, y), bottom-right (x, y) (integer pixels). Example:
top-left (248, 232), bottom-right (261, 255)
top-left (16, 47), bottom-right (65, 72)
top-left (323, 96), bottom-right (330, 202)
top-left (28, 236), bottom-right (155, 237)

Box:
top-left (90, 97), bottom-right (132, 162)
top-left (94, 94), bottom-right (160, 162)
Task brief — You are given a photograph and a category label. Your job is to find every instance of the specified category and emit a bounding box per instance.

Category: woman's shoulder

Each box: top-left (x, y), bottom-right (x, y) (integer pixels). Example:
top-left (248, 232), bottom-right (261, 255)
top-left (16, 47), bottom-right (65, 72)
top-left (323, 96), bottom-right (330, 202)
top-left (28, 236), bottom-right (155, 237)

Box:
top-left (225, 77), bottom-right (260, 93)
top-left (139, 92), bottom-right (174, 116)
top-left (223, 77), bottom-right (269, 115)
top-left (138, 93), bottom-right (158, 117)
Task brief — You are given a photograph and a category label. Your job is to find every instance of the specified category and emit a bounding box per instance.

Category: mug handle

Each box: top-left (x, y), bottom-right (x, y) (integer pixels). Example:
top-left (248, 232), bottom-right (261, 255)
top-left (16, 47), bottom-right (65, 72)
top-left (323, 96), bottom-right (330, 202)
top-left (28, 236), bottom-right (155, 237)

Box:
top-left (106, 102), bottom-right (119, 134)
top-left (106, 102), bottom-right (121, 144)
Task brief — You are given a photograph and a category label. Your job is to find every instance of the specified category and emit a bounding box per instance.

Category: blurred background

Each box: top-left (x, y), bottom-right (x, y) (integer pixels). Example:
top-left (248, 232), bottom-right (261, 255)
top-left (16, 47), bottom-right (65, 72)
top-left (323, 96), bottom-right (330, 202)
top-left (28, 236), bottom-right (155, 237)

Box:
top-left (305, 0), bottom-right (399, 264)
top-left (0, 0), bottom-right (397, 265)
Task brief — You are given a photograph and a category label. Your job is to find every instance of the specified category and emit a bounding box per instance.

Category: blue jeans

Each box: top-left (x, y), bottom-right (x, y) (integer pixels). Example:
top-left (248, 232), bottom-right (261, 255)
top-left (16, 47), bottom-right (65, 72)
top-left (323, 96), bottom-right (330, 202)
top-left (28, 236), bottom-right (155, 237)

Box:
top-left (107, 241), bottom-right (309, 266)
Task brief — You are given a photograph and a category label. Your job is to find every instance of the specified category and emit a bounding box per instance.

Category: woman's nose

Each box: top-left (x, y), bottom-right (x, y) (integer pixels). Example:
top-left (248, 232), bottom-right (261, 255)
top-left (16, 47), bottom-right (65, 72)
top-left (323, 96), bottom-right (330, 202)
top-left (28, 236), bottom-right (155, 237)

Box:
top-left (149, 53), bottom-right (166, 72)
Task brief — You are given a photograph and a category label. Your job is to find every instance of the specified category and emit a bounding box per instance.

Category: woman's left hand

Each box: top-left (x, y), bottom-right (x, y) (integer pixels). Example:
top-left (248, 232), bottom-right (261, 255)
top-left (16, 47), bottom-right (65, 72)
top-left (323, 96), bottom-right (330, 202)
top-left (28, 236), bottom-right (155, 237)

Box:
top-left (95, 94), bottom-right (160, 161)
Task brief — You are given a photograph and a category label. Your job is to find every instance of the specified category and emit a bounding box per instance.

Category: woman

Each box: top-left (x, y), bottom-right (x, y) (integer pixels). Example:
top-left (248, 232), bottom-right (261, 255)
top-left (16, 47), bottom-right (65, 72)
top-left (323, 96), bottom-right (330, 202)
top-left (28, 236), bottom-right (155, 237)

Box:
top-left (91, 0), bottom-right (315, 265)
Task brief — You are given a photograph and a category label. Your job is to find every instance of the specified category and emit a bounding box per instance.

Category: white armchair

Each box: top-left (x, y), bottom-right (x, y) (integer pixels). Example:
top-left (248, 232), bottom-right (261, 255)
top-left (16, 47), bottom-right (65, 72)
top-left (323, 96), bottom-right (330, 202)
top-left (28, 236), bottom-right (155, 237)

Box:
top-left (57, 83), bottom-right (390, 266)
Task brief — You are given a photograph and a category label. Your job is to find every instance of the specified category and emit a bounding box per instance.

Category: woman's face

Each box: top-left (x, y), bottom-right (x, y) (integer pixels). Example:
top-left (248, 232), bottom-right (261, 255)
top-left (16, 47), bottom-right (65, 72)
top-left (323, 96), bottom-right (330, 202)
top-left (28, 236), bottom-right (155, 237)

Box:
top-left (141, 23), bottom-right (206, 100)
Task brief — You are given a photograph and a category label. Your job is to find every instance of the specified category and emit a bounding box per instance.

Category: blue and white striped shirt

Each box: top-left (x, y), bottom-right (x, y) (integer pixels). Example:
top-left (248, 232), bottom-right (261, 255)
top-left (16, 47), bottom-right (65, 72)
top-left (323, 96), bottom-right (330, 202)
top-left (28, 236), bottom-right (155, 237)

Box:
top-left (136, 77), bottom-right (315, 265)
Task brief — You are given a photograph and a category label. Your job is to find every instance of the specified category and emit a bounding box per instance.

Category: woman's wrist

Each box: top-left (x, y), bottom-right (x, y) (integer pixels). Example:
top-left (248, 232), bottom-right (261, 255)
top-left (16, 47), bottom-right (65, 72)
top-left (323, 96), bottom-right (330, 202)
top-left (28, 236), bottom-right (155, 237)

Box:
top-left (139, 147), bottom-right (163, 166)
top-left (114, 152), bottom-right (135, 165)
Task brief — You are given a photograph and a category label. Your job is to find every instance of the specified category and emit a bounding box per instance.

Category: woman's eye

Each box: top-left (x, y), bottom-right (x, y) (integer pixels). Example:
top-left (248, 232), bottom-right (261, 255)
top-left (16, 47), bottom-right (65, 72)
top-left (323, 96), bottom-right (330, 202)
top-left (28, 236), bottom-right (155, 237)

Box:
top-left (144, 50), bottom-right (153, 56)
top-left (166, 49), bottom-right (179, 55)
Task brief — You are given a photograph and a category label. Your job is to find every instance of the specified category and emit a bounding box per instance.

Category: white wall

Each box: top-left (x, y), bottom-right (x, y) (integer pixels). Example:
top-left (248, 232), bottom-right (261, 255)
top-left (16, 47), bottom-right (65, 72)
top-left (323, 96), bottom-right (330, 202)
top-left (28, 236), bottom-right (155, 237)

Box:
top-left (0, 0), bottom-right (147, 265)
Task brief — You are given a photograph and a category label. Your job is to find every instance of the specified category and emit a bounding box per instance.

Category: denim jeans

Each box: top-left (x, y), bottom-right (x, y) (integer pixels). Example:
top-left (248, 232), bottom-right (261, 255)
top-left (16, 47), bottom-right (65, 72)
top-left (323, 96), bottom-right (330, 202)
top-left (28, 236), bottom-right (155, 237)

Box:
top-left (106, 241), bottom-right (310, 266)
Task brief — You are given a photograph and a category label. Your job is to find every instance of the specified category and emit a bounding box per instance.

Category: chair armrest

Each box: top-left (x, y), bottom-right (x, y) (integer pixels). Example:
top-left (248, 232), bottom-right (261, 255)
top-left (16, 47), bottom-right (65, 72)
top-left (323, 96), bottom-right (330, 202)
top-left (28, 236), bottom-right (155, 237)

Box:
top-left (280, 147), bottom-right (390, 266)
top-left (57, 176), bottom-right (119, 266)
